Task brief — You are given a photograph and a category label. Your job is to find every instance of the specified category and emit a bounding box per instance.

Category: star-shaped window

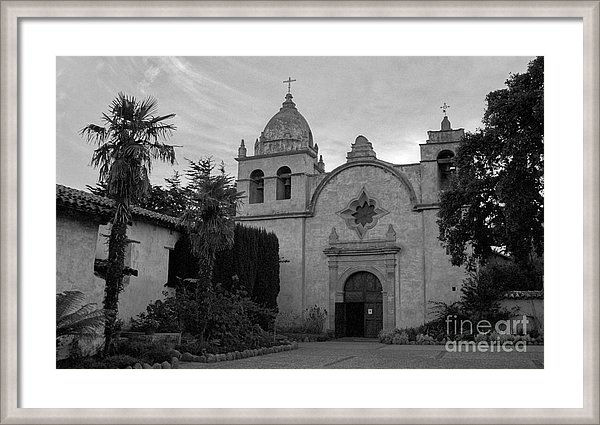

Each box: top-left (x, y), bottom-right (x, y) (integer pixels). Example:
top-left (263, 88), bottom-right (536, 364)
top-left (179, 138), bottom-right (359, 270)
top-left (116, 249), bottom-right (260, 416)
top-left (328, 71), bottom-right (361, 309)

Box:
top-left (337, 187), bottom-right (389, 239)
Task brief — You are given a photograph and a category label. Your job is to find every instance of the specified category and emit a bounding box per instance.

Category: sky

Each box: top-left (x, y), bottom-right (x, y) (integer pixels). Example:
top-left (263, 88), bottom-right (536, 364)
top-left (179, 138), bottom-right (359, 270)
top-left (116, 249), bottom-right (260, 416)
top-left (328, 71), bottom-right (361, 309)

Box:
top-left (56, 56), bottom-right (534, 190)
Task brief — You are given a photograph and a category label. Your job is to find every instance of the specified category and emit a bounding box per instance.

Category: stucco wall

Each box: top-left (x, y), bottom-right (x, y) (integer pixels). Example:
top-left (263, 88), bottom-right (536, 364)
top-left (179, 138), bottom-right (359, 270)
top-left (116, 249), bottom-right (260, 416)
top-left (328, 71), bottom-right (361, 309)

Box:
top-left (95, 221), bottom-right (179, 323)
top-left (393, 163), bottom-right (422, 201)
top-left (500, 298), bottom-right (544, 332)
top-left (56, 215), bottom-right (104, 308)
top-left (421, 209), bottom-right (466, 318)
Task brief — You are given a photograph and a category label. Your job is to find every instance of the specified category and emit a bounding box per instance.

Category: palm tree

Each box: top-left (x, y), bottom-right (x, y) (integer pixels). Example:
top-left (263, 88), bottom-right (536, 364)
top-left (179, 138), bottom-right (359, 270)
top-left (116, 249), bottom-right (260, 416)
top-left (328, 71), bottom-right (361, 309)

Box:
top-left (56, 290), bottom-right (105, 358)
top-left (180, 158), bottom-right (242, 341)
top-left (81, 93), bottom-right (176, 354)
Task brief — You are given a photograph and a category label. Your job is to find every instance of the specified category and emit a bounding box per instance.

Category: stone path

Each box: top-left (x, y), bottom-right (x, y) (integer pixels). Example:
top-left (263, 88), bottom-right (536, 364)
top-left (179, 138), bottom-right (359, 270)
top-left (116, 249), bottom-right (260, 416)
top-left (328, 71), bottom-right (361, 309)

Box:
top-left (179, 340), bottom-right (544, 369)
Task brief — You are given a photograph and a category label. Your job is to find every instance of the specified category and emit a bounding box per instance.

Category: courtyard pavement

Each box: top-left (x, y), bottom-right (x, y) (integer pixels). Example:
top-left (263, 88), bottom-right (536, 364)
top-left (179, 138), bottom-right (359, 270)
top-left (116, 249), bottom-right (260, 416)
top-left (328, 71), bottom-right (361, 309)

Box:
top-left (179, 339), bottom-right (544, 369)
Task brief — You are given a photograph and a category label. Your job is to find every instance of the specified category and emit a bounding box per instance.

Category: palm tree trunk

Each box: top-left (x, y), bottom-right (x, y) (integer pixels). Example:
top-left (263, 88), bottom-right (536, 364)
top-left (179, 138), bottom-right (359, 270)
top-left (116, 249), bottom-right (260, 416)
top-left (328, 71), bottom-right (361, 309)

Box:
top-left (196, 252), bottom-right (216, 343)
top-left (102, 219), bottom-right (128, 356)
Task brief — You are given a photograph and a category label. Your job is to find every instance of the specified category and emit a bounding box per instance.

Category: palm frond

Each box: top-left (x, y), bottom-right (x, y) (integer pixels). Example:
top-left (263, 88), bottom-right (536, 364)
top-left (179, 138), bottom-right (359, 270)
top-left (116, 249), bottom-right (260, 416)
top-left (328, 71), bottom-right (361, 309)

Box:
top-left (90, 142), bottom-right (116, 181)
top-left (144, 122), bottom-right (177, 142)
top-left (145, 141), bottom-right (176, 164)
top-left (56, 291), bottom-right (86, 321)
top-left (83, 92), bottom-right (177, 222)
top-left (150, 113), bottom-right (176, 124)
top-left (137, 96), bottom-right (158, 119)
top-left (57, 303), bottom-right (103, 332)
top-left (80, 124), bottom-right (107, 144)
top-left (56, 290), bottom-right (105, 338)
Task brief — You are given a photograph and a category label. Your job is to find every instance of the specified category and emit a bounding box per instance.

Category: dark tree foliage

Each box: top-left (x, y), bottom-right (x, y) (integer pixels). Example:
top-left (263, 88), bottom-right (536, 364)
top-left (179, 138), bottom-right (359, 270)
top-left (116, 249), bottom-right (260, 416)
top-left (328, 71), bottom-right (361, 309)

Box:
top-left (166, 224), bottom-right (280, 331)
top-left (180, 158), bottom-right (243, 289)
top-left (252, 230), bottom-right (280, 311)
top-left (170, 224), bottom-right (280, 314)
top-left (87, 170), bottom-right (189, 218)
top-left (212, 224), bottom-right (280, 311)
top-left (137, 171), bottom-right (189, 217)
top-left (438, 56), bottom-right (544, 269)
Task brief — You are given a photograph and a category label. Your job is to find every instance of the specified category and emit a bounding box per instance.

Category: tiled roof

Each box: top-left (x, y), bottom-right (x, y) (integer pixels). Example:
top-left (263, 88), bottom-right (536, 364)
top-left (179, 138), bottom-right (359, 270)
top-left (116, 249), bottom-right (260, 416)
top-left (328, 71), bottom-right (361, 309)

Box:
top-left (56, 184), bottom-right (179, 229)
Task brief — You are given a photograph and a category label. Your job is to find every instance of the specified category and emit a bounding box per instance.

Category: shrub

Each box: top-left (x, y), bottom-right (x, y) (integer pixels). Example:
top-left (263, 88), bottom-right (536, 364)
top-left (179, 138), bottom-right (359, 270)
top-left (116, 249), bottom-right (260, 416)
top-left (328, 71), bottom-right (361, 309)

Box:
top-left (130, 283), bottom-right (277, 347)
top-left (303, 305), bottom-right (327, 334)
top-left (482, 259), bottom-right (543, 291)
top-left (200, 287), bottom-right (276, 345)
top-left (115, 339), bottom-right (173, 364)
top-left (279, 332), bottom-right (333, 342)
top-left (378, 329), bottom-right (395, 344)
top-left (426, 301), bottom-right (468, 339)
top-left (129, 292), bottom-right (180, 333)
top-left (275, 311), bottom-right (304, 333)
top-left (392, 332), bottom-right (409, 345)
top-left (102, 354), bottom-right (140, 368)
top-left (176, 329), bottom-right (285, 355)
top-left (459, 268), bottom-right (513, 323)
top-left (57, 354), bottom-right (139, 369)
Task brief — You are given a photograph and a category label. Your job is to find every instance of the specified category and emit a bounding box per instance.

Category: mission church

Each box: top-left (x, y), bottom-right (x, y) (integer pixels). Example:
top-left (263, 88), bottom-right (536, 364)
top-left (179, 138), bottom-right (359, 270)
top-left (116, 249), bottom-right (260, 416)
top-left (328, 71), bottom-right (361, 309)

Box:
top-left (235, 79), bottom-right (467, 338)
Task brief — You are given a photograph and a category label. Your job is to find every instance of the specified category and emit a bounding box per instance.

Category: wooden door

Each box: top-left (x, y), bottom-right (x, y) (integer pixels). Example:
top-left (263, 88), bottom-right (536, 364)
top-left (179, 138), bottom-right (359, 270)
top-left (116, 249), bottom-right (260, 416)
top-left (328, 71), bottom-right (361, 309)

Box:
top-left (364, 301), bottom-right (383, 338)
top-left (344, 271), bottom-right (383, 338)
top-left (334, 303), bottom-right (346, 338)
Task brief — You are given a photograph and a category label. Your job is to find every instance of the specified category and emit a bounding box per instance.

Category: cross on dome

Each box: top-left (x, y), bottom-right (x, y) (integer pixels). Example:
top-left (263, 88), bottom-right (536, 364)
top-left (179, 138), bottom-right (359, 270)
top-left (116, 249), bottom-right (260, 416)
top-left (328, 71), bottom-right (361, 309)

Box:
top-left (283, 77), bottom-right (297, 94)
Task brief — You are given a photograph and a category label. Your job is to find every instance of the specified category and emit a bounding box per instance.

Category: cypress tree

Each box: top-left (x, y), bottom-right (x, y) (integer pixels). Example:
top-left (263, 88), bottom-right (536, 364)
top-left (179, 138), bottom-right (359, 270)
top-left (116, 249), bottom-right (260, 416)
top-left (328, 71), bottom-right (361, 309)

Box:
top-left (212, 224), bottom-right (280, 309)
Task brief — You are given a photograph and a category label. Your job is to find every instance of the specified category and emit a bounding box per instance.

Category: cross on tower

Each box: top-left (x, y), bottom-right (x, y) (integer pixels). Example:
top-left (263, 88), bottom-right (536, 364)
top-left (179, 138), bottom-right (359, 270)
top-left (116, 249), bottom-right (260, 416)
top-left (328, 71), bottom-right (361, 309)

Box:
top-left (440, 102), bottom-right (450, 117)
top-left (283, 77), bottom-right (297, 94)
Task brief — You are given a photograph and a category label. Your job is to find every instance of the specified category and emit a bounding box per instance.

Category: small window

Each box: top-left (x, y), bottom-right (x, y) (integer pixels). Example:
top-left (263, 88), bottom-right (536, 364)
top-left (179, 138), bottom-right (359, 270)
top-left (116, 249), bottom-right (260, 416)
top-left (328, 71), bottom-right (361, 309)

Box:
top-left (276, 166), bottom-right (292, 200)
top-left (437, 150), bottom-right (456, 191)
top-left (249, 169), bottom-right (264, 204)
top-left (167, 248), bottom-right (176, 287)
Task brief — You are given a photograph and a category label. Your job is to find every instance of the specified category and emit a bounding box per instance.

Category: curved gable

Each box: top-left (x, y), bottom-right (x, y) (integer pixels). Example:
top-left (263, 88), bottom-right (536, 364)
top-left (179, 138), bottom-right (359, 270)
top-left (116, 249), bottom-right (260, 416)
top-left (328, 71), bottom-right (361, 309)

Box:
top-left (308, 159), bottom-right (418, 214)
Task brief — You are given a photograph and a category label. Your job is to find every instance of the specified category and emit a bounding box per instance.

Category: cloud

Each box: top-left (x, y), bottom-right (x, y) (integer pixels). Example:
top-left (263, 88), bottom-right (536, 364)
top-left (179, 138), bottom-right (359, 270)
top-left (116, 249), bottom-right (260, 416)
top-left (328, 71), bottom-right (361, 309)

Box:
top-left (137, 65), bottom-right (161, 94)
top-left (56, 56), bottom-right (534, 189)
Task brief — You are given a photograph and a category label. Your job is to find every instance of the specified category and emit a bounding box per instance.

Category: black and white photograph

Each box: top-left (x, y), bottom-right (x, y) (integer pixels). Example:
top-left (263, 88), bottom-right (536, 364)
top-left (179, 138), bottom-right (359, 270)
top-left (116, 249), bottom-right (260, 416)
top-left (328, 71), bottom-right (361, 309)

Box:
top-left (55, 56), bottom-right (545, 370)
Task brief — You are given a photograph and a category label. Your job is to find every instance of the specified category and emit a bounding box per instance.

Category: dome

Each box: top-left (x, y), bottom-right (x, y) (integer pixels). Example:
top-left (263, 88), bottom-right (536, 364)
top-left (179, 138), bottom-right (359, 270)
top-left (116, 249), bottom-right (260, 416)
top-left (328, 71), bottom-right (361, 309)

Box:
top-left (261, 93), bottom-right (313, 146)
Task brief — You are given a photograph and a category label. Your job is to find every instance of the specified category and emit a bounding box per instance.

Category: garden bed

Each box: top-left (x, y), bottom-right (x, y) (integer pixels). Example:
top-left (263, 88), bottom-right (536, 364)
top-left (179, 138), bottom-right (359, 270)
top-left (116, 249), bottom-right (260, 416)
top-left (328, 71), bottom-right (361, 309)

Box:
top-left (57, 341), bottom-right (299, 369)
top-left (378, 328), bottom-right (544, 346)
top-left (177, 341), bottom-right (299, 364)
top-left (279, 332), bottom-right (334, 342)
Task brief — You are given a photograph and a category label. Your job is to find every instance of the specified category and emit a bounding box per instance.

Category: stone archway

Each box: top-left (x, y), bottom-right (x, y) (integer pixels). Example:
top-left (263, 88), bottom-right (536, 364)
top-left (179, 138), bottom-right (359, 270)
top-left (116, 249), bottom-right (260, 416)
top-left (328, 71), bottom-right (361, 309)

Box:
top-left (335, 271), bottom-right (384, 338)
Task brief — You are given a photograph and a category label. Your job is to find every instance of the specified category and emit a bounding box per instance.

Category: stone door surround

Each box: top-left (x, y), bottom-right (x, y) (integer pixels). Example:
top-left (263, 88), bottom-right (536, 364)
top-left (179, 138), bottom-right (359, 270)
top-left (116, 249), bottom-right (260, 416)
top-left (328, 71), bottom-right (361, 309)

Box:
top-left (324, 225), bottom-right (401, 331)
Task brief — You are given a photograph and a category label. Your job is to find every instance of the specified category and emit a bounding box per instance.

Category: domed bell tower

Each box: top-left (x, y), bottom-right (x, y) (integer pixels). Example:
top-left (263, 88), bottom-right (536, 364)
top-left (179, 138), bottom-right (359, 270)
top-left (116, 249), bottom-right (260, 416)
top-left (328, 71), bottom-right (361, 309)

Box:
top-left (236, 80), bottom-right (325, 217)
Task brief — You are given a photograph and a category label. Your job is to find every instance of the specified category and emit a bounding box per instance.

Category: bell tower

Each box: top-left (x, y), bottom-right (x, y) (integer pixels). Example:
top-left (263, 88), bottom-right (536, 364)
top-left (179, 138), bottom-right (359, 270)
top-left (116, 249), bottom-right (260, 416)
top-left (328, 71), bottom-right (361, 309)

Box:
top-left (419, 104), bottom-right (464, 204)
top-left (236, 84), bottom-right (325, 218)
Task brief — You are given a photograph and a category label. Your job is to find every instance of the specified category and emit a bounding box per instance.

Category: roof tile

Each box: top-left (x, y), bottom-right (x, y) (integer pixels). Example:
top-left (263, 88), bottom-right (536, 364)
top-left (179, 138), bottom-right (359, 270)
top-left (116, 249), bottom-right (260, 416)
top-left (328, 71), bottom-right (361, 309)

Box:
top-left (56, 184), bottom-right (179, 229)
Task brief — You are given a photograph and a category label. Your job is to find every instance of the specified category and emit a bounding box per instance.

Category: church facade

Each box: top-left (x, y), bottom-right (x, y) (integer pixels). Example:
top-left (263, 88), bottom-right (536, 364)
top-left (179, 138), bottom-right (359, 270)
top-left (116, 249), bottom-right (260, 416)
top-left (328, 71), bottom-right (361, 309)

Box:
top-left (235, 91), bottom-right (467, 337)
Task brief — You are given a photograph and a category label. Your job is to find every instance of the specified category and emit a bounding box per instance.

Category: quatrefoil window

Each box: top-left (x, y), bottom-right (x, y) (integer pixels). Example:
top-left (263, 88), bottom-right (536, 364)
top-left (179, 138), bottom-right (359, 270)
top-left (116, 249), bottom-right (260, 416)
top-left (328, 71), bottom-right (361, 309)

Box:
top-left (352, 202), bottom-right (376, 226)
top-left (337, 187), bottom-right (389, 239)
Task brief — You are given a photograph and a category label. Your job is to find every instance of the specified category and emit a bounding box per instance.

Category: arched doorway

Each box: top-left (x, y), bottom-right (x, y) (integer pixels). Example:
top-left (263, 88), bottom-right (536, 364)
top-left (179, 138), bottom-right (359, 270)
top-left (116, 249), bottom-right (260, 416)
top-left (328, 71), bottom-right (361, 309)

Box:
top-left (335, 271), bottom-right (383, 338)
